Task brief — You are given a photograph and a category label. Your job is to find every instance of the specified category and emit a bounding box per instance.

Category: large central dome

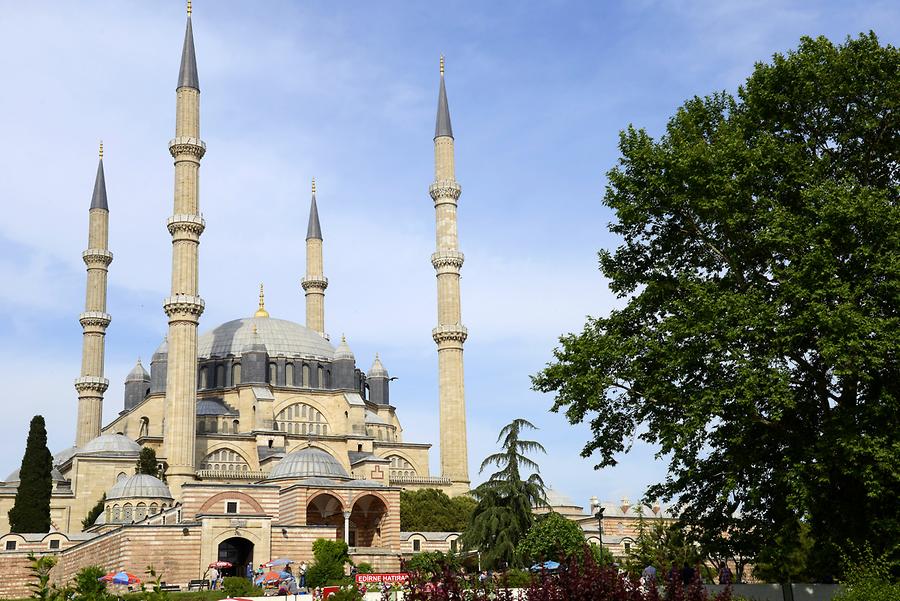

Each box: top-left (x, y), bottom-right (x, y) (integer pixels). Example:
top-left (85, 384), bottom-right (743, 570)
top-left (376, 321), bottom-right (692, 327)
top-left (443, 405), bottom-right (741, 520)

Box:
top-left (197, 317), bottom-right (334, 360)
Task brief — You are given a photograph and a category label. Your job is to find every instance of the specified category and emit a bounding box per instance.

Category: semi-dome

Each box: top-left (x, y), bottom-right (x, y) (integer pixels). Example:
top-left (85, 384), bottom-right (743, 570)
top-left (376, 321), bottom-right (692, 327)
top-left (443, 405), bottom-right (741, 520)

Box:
top-left (267, 447), bottom-right (350, 480)
top-left (106, 474), bottom-right (172, 501)
top-left (77, 434), bottom-right (141, 456)
top-left (196, 317), bottom-right (334, 360)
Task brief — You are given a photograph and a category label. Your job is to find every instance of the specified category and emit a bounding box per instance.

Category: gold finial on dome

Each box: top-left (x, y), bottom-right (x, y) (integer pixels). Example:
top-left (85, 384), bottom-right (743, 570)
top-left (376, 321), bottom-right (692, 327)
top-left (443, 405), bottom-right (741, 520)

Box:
top-left (312, 177), bottom-right (316, 195)
top-left (255, 283), bottom-right (270, 318)
top-left (187, 0), bottom-right (192, 16)
top-left (99, 140), bottom-right (103, 159)
top-left (440, 55), bottom-right (444, 76)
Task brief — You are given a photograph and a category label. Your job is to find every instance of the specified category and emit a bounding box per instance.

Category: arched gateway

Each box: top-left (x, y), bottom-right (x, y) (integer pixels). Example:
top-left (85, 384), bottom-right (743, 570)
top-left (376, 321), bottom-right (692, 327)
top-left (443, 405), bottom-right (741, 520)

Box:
top-left (218, 536), bottom-right (254, 577)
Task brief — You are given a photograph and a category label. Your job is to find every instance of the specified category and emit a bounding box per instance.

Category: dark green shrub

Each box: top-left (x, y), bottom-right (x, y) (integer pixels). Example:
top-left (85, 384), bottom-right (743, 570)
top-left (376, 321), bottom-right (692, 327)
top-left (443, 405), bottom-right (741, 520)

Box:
top-left (354, 562), bottom-right (374, 574)
top-left (73, 565), bottom-right (112, 601)
top-left (307, 539), bottom-right (350, 587)
top-left (501, 569), bottom-right (532, 588)
top-left (221, 577), bottom-right (260, 598)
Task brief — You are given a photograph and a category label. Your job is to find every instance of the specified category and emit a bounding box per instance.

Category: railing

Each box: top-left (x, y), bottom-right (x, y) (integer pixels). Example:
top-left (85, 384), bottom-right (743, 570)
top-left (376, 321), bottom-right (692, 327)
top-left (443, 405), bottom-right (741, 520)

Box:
top-left (388, 475), bottom-right (452, 486)
top-left (195, 469), bottom-right (267, 480)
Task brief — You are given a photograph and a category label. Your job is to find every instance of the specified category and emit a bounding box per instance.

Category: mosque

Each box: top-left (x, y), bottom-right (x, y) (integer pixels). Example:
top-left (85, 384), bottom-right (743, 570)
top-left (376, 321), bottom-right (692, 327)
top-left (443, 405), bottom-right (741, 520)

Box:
top-left (0, 5), bottom-right (471, 593)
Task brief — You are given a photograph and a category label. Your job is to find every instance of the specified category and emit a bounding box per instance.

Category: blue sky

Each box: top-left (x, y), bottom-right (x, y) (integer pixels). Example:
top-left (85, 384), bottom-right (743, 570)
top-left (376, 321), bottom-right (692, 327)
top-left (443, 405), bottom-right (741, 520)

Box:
top-left (0, 1), bottom-right (898, 511)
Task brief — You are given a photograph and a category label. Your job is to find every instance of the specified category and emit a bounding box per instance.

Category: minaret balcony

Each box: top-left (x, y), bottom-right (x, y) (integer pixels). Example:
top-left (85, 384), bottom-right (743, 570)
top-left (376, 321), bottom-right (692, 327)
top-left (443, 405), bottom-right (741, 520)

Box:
top-left (163, 294), bottom-right (205, 319)
top-left (168, 136), bottom-right (207, 159)
top-left (167, 214), bottom-right (206, 237)
top-left (301, 276), bottom-right (328, 291)
top-left (432, 324), bottom-right (468, 345)
top-left (79, 311), bottom-right (111, 329)
top-left (429, 180), bottom-right (462, 203)
top-left (82, 248), bottom-right (113, 267)
top-left (74, 376), bottom-right (109, 393)
top-left (431, 250), bottom-right (464, 272)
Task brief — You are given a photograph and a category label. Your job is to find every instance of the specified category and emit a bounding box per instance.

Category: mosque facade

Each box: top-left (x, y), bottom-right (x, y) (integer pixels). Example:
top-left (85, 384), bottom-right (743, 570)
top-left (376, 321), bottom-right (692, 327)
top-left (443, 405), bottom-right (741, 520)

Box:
top-left (0, 6), bottom-right (470, 594)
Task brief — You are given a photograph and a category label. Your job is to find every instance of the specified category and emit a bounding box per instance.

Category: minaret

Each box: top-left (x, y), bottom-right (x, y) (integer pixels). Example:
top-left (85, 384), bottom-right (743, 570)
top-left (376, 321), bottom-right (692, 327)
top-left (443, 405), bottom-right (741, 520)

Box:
top-left (302, 178), bottom-right (328, 336)
top-left (74, 142), bottom-right (113, 448)
top-left (430, 57), bottom-right (469, 488)
top-left (162, 1), bottom-right (206, 493)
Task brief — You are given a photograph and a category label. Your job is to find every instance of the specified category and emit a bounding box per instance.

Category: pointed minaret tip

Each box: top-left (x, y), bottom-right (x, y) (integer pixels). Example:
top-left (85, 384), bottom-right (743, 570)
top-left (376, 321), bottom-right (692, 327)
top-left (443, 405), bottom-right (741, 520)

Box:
top-left (177, 4), bottom-right (200, 91)
top-left (435, 55), bottom-right (453, 140)
top-left (307, 180), bottom-right (323, 240)
top-left (187, 0), bottom-right (192, 16)
top-left (90, 144), bottom-right (109, 211)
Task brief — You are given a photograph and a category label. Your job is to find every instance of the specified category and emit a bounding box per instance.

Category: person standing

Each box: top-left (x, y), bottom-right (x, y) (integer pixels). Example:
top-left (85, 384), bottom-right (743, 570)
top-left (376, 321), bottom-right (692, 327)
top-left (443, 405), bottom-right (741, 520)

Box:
top-left (246, 562), bottom-right (254, 582)
top-left (299, 561), bottom-right (308, 589)
top-left (209, 567), bottom-right (219, 590)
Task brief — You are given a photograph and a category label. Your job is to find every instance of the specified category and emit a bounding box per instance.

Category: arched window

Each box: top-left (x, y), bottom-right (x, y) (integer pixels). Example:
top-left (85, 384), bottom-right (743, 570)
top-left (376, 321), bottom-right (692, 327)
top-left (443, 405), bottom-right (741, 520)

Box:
top-left (199, 367), bottom-right (208, 389)
top-left (275, 403), bottom-right (330, 436)
top-left (139, 417), bottom-right (149, 438)
top-left (136, 503), bottom-right (147, 521)
top-left (302, 364), bottom-right (310, 387)
top-left (317, 366), bottom-right (324, 388)
top-left (286, 363), bottom-right (295, 386)
top-left (112, 505), bottom-right (121, 521)
top-left (232, 419), bottom-right (240, 434)
top-left (269, 363), bottom-right (278, 384)
top-left (232, 363), bottom-right (241, 385)
top-left (325, 369), bottom-right (332, 388)
top-left (201, 448), bottom-right (250, 473)
top-left (387, 455), bottom-right (417, 480)
top-left (123, 504), bottom-right (133, 522)
top-left (149, 503), bottom-right (158, 515)
top-left (216, 365), bottom-right (225, 388)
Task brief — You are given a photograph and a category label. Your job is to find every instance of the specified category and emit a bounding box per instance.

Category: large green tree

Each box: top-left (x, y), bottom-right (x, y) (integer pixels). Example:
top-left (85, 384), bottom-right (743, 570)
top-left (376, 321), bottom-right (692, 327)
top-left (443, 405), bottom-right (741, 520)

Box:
top-left (9, 416), bottom-right (53, 533)
top-left (517, 511), bottom-right (588, 566)
top-left (135, 447), bottom-right (161, 478)
top-left (400, 488), bottom-right (476, 532)
top-left (533, 33), bottom-right (900, 580)
top-left (461, 418), bottom-right (547, 569)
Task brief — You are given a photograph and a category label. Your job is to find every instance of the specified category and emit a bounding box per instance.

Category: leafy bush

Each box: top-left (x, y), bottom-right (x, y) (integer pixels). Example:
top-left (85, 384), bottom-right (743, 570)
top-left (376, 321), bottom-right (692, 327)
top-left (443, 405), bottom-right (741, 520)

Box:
top-left (73, 566), bottom-right (111, 601)
top-left (354, 562), bottom-right (373, 574)
top-left (307, 538), bottom-right (350, 588)
top-left (405, 551), bottom-right (461, 578)
top-left (517, 511), bottom-right (589, 565)
top-left (500, 569), bottom-right (531, 588)
top-left (834, 546), bottom-right (900, 601)
top-left (221, 577), bottom-right (260, 598)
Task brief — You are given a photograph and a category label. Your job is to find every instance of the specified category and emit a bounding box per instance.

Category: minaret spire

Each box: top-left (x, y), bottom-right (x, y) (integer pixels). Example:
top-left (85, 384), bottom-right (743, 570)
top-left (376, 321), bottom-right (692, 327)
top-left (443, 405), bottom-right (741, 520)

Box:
top-left (255, 283), bottom-right (270, 318)
top-left (178, 3), bottom-right (199, 91)
top-left (302, 178), bottom-right (328, 336)
top-left (435, 55), bottom-right (453, 139)
top-left (75, 146), bottom-right (113, 447)
top-left (163, 5), bottom-right (207, 494)
top-left (430, 56), bottom-right (469, 492)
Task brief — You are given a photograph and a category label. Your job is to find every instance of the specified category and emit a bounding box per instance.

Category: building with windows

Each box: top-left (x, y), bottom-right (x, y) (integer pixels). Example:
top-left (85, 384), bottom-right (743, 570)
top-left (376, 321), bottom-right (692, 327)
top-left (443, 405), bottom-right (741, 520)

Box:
top-left (0, 5), bottom-right (471, 595)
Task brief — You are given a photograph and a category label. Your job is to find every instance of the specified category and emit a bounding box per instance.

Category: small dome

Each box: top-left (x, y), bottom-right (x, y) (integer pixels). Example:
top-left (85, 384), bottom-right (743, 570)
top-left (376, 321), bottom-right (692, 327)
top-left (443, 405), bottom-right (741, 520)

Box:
top-left (126, 359), bottom-right (150, 382)
top-left (268, 447), bottom-right (350, 481)
top-left (53, 446), bottom-right (77, 466)
top-left (77, 434), bottom-right (141, 456)
top-left (543, 488), bottom-right (581, 509)
top-left (334, 336), bottom-right (354, 361)
top-left (153, 338), bottom-right (168, 357)
top-left (106, 474), bottom-right (172, 501)
top-left (5, 467), bottom-right (66, 484)
top-left (367, 354), bottom-right (388, 378)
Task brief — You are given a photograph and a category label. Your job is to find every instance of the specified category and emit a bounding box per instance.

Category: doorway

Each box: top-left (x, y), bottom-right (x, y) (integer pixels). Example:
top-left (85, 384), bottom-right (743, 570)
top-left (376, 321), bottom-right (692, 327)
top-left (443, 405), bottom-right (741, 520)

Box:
top-left (218, 536), bottom-right (254, 577)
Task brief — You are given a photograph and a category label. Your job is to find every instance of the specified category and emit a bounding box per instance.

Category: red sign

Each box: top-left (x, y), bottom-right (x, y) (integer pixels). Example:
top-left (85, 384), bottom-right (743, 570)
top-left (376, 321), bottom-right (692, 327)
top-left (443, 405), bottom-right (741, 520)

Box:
top-left (322, 586), bottom-right (340, 599)
top-left (355, 573), bottom-right (409, 585)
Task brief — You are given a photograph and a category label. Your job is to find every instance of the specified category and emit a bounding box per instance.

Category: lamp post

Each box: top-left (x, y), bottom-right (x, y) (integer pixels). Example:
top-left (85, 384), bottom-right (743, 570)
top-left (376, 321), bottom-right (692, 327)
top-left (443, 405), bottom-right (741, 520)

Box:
top-left (595, 506), bottom-right (605, 540)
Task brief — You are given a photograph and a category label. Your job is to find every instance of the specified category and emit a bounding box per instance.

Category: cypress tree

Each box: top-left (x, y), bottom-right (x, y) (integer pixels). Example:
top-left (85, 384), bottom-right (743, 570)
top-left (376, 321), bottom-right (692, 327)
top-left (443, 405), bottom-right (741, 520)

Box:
top-left (135, 447), bottom-right (160, 477)
top-left (9, 416), bottom-right (53, 533)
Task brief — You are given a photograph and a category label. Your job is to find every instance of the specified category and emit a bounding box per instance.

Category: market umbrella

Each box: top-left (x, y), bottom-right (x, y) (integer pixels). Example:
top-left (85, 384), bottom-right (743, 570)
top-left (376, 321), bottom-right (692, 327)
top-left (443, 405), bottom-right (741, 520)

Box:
top-left (278, 571), bottom-right (293, 579)
top-left (255, 571), bottom-right (282, 585)
top-left (100, 571), bottom-right (142, 585)
top-left (209, 561), bottom-right (233, 569)
top-left (264, 558), bottom-right (294, 567)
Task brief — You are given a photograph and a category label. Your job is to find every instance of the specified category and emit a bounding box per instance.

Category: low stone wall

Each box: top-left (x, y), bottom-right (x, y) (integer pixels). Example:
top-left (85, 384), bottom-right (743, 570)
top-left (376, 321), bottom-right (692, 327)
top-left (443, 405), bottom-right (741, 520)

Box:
top-left (705, 583), bottom-right (843, 601)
